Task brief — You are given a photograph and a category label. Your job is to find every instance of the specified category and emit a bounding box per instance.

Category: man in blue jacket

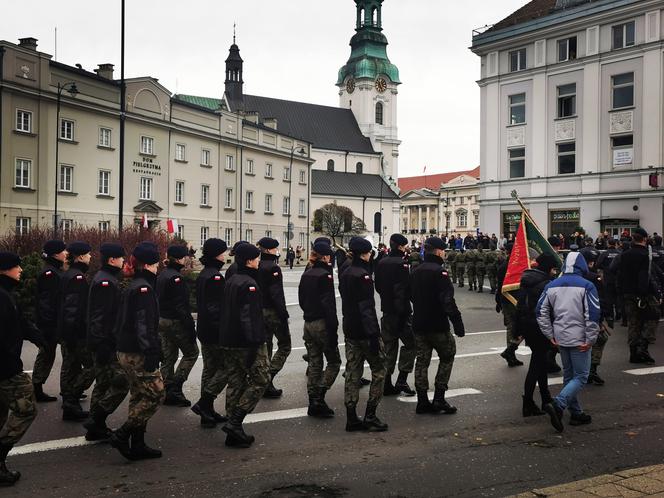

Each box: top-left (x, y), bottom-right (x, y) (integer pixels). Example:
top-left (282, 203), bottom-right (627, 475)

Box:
top-left (537, 251), bottom-right (601, 432)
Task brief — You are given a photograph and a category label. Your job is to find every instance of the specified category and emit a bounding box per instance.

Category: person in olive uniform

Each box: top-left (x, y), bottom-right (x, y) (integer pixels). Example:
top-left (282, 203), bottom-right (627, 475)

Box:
top-left (58, 242), bottom-right (95, 421)
top-left (495, 243), bottom-right (524, 368)
top-left (220, 243), bottom-right (270, 448)
top-left (111, 242), bottom-right (164, 461)
top-left (476, 249), bottom-right (487, 293)
top-left (257, 237), bottom-right (291, 398)
top-left (456, 250), bottom-right (466, 288)
top-left (225, 240), bottom-right (249, 281)
top-left (485, 250), bottom-right (498, 294)
top-left (0, 252), bottom-right (46, 486)
top-left (466, 249), bottom-right (477, 291)
top-left (191, 238), bottom-right (229, 428)
top-left (157, 245), bottom-right (199, 407)
top-left (83, 243), bottom-right (130, 441)
top-left (339, 237), bottom-right (388, 433)
top-left (446, 249), bottom-right (458, 284)
top-left (410, 238), bottom-right (465, 415)
top-left (375, 233), bottom-right (416, 397)
top-left (298, 241), bottom-right (341, 418)
top-left (32, 240), bottom-right (67, 402)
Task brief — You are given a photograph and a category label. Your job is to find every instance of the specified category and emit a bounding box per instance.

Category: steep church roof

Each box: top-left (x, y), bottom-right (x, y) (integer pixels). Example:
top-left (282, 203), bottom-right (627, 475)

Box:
top-left (312, 170), bottom-right (398, 199)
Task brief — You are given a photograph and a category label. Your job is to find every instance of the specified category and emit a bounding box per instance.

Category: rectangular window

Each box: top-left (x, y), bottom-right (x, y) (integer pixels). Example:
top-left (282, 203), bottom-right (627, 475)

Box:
top-left (98, 171), bottom-right (111, 197)
top-left (177, 225), bottom-right (184, 240)
top-left (59, 165), bottom-right (73, 192)
top-left (246, 191), bottom-right (254, 211)
top-left (299, 169), bottom-right (306, 184)
top-left (15, 217), bottom-right (30, 235)
top-left (283, 196), bottom-right (290, 215)
top-left (201, 148), bottom-right (211, 166)
top-left (225, 188), bottom-right (233, 209)
top-left (509, 148), bottom-right (526, 178)
top-left (265, 194), bottom-right (273, 213)
top-left (99, 127), bottom-right (112, 147)
top-left (459, 197), bottom-right (465, 205)
top-left (283, 232), bottom-right (290, 245)
top-left (201, 184), bottom-right (210, 206)
top-left (557, 83), bottom-right (576, 118)
top-left (557, 37), bottom-right (577, 62)
top-left (16, 110), bottom-right (32, 133)
top-left (612, 73), bottom-right (634, 109)
top-left (98, 221), bottom-right (110, 232)
top-left (283, 166), bottom-right (291, 181)
top-left (140, 177), bottom-right (153, 200)
top-left (265, 230), bottom-right (272, 238)
top-left (200, 226), bottom-right (210, 247)
top-left (15, 159), bottom-right (31, 188)
top-left (456, 212), bottom-right (467, 228)
top-left (509, 94), bottom-right (526, 125)
top-left (140, 136), bottom-right (154, 155)
top-left (224, 228), bottom-right (233, 244)
top-left (299, 199), bottom-right (306, 216)
top-left (474, 212), bottom-right (480, 227)
top-left (175, 181), bottom-right (185, 203)
top-left (225, 155), bottom-right (235, 171)
top-left (509, 48), bottom-right (526, 72)
top-left (612, 135), bottom-right (634, 167)
top-left (265, 163), bottom-right (273, 178)
top-left (246, 159), bottom-right (254, 174)
top-left (175, 144), bottom-right (186, 161)
top-left (60, 119), bottom-right (74, 141)
top-left (612, 21), bottom-right (635, 50)
top-left (245, 229), bottom-right (253, 242)
top-left (557, 142), bottom-right (576, 174)
top-left (300, 232), bottom-right (306, 248)
top-left (62, 219), bottom-right (73, 236)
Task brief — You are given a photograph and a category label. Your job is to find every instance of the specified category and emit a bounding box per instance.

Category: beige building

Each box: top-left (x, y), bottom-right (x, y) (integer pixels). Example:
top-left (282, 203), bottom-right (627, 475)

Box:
top-left (0, 37), bottom-right (313, 250)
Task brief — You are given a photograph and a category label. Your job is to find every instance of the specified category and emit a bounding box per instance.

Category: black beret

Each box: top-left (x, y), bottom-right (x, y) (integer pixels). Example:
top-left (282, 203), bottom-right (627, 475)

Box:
top-left (0, 252), bottom-right (21, 271)
top-left (230, 240), bottom-right (249, 256)
top-left (100, 243), bottom-right (125, 259)
top-left (633, 227), bottom-right (648, 238)
top-left (313, 237), bottom-right (332, 246)
top-left (43, 240), bottom-right (66, 256)
top-left (390, 233), bottom-right (409, 247)
top-left (67, 241), bottom-right (92, 256)
top-left (535, 253), bottom-right (559, 273)
top-left (234, 242), bottom-right (261, 263)
top-left (547, 236), bottom-right (561, 248)
top-left (425, 237), bottom-right (447, 250)
top-left (133, 242), bottom-right (160, 265)
top-left (313, 241), bottom-right (334, 256)
top-left (203, 238), bottom-right (228, 258)
top-left (167, 245), bottom-right (188, 259)
top-left (579, 247), bottom-right (598, 263)
top-left (257, 237), bottom-right (279, 250)
top-left (349, 237), bottom-right (372, 254)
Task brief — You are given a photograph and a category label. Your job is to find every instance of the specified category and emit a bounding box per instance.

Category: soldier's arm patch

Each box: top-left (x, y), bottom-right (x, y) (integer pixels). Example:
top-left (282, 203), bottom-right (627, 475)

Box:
top-left (249, 286), bottom-right (257, 292)
top-left (140, 287), bottom-right (149, 293)
top-left (76, 275), bottom-right (84, 281)
top-left (442, 272), bottom-right (449, 277)
top-left (364, 275), bottom-right (371, 281)
top-left (101, 281), bottom-right (110, 287)
top-left (273, 272), bottom-right (279, 277)
top-left (45, 271), bottom-right (53, 276)
top-left (174, 277), bottom-right (181, 283)
top-left (214, 275), bottom-right (222, 281)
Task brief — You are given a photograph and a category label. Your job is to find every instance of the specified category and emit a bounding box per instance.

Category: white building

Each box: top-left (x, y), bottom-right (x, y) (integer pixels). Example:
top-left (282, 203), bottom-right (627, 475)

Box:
top-left (471, 0), bottom-right (664, 239)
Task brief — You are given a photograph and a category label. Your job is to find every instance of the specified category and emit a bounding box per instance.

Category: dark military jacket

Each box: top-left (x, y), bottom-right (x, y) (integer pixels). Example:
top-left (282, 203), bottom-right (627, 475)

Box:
top-left (221, 267), bottom-right (265, 347)
top-left (87, 265), bottom-right (123, 355)
top-left (339, 259), bottom-right (380, 340)
top-left (374, 250), bottom-right (412, 316)
top-left (257, 254), bottom-right (289, 320)
top-left (36, 258), bottom-right (63, 337)
top-left (58, 262), bottom-right (89, 343)
top-left (298, 260), bottom-right (338, 336)
top-left (156, 263), bottom-right (195, 334)
top-left (196, 261), bottom-right (225, 345)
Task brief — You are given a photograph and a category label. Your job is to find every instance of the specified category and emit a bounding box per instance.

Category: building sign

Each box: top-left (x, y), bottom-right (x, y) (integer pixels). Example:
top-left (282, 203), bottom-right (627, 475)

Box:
top-left (132, 157), bottom-right (162, 176)
top-left (550, 210), bottom-right (580, 223)
top-left (502, 211), bottom-right (521, 236)
top-left (613, 148), bottom-right (633, 167)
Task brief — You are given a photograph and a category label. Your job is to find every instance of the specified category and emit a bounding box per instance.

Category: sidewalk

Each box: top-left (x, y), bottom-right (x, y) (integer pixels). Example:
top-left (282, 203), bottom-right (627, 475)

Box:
top-left (512, 464), bottom-right (664, 497)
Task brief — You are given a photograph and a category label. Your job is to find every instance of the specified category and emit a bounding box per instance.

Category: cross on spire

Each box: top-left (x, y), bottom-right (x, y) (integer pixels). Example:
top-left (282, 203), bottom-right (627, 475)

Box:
top-left (233, 22), bottom-right (236, 44)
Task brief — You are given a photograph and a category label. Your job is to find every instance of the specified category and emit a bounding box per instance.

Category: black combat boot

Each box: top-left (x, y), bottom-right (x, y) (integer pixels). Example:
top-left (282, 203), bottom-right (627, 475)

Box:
top-left (191, 394), bottom-right (218, 428)
top-left (642, 345), bottom-right (655, 365)
top-left (262, 378), bottom-right (283, 398)
top-left (489, 288), bottom-right (496, 295)
top-left (394, 371), bottom-right (415, 396)
top-left (62, 398), bottom-right (89, 421)
top-left (629, 346), bottom-right (648, 364)
top-left (587, 365), bottom-right (605, 386)
top-left (415, 390), bottom-right (434, 414)
top-left (33, 383), bottom-right (57, 402)
top-left (431, 388), bottom-right (457, 414)
top-left (163, 379), bottom-right (191, 407)
top-left (130, 426), bottom-right (162, 459)
top-left (363, 403), bottom-right (388, 432)
top-left (110, 425), bottom-right (134, 460)
top-left (569, 412), bottom-right (592, 426)
top-left (307, 388), bottom-right (334, 418)
top-left (522, 396), bottom-right (545, 417)
top-left (477, 286), bottom-right (484, 293)
top-left (359, 377), bottom-right (371, 387)
top-left (345, 406), bottom-right (365, 432)
top-left (83, 408), bottom-right (113, 441)
top-left (383, 376), bottom-right (400, 396)
top-left (0, 444), bottom-right (20, 486)
top-left (500, 344), bottom-right (524, 367)
top-left (458, 282), bottom-right (464, 288)
top-left (222, 408), bottom-right (255, 448)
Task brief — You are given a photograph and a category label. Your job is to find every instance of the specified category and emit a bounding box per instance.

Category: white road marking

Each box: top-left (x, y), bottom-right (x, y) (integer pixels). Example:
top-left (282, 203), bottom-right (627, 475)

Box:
top-left (397, 388), bottom-right (483, 403)
top-left (10, 437), bottom-right (95, 456)
top-left (245, 407), bottom-right (309, 424)
top-left (623, 366), bottom-right (664, 376)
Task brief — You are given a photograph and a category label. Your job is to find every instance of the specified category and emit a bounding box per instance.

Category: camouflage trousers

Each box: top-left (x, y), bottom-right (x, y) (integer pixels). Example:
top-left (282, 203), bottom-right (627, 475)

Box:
top-left (476, 269), bottom-right (486, 290)
top-left (467, 268), bottom-right (476, 288)
top-left (450, 264), bottom-right (457, 284)
top-left (414, 331), bottom-right (456, 392)
top-left (159, 318), bottom-right (200, 387)
top-left (344, 338), bottom-right (386, 409)
top-left (381, 313), bottom-right (415, 377)
top-left (31, 330), bottom-right (57, 385)
top-left (303, 319), bottom-right (342, 397)
top-left (263, 309), bottom-right (291, 377)
top-left (503, 307), bottom-right (521, 347)
top-left (0, 373), bottom-right (37, 446)
top-left (223, 344), bottom-right (270, 415)
top-left (624, 297), bottom-right (658, 348)
top-left (90, 357), bottom-right (129, 416)
top-left (60, 339), bottom-right (95, 402)
top-left (457, 267), bottom-right (465, 286)
top-left (591, 330), bottom-right (609, 366)
top-left (117, 353), bottom-right (164, 430)
top-left (487, 270), bottom-right (497, 292)
top-left (201, 343), bottom-right (228, 399)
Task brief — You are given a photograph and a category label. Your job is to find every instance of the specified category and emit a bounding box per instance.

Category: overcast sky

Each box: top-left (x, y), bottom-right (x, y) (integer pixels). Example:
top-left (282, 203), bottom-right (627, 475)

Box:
top-left (2, 0), bottom-right (526, 178)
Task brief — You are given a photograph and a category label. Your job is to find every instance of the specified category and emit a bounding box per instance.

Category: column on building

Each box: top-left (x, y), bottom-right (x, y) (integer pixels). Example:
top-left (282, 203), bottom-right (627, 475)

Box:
top-left (418, 206), bottom-right (422, 232)
top-left (426, 206), bottom-right (430, 232)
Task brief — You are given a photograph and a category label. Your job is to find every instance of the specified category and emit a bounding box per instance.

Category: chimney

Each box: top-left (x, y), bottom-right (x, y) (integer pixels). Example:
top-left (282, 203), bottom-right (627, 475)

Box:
top-left (18, 37), bottom-right (38, 51)
top-left (94, 63), bottom-right (114, 80)
top-left (263, 117), bottom-right (278, 130)
top-left (244, 112), bottom-right (259, 124)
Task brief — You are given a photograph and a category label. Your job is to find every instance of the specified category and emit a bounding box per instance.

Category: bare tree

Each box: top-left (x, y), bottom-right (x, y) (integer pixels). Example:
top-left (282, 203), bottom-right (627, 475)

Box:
top-left (313, 203), bottom-right (366, 245)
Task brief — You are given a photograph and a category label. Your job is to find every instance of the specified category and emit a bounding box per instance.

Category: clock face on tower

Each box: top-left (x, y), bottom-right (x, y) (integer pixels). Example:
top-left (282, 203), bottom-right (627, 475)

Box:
top-left (346, 78), bottom-right (355, 94)
top-left (375, 77), bottom-right (387, 93)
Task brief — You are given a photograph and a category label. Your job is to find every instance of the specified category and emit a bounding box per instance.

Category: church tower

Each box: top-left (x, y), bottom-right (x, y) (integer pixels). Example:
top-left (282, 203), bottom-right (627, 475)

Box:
top-left (225, 34), bottom-right (244, 107)
top-left (338, 0), bottom-right (401, 180)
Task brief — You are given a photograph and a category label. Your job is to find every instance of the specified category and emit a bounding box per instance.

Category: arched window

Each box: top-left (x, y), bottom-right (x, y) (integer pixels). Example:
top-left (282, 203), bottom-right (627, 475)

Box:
top-left (375, 102), bottom-right (384, 125)
top-left (359, 8), bottom-right (365, 27)
top-left (327, 159), bottom-right (335, 172)
top-left (356, 162), bottom-right (363, 174)
top-left (456, 209), bottom-right (468, 228)
top-left (372, 7), bottom-right (377, 26)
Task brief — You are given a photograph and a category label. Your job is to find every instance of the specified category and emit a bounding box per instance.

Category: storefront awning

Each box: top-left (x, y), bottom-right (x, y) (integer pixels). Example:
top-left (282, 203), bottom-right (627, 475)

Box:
top-left (594, 217), bottom-right (639, 224)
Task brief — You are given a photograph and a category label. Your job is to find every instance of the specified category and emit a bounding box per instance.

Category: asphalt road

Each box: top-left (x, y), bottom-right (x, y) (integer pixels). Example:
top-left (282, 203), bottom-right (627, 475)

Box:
top-left (6, 267), bottom-right (664, 498)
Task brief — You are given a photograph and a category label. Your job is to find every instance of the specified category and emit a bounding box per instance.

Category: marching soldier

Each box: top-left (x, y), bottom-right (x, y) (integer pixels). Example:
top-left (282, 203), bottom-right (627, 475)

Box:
top-left (191, 239), bottom-right (229, 428)
top-left (339, 237), bottom-right (388, 432)
top-left (257, 237), bottom-right (291, 398)
top-left (32, 240), bottom-right (67, 402)
top-left (446, 248), bottom-right (458, 284)
top-left (375, 233), bottom-right (416, 397)
top-left (456, 249), bottom-right (466, 288)
top-left (111, 242), bottom-right (164, 460)
top-left (476, 249), bottom-right (487, 293)
top-left (0, 252), bottom-right (45, 485)
top-left (410, 238), bottom-right (465, 415)
top-left (83, 243), bottom-right (129, 441)
top-left (466, 249), bottom-right (477, 291)
top-left (225, 240), bottom-right (249, 281)
top-left (298, 241), bottom-right (341, 418)
top-left (495, 243), bottom-right (524, 367)
top-left (157, 245), bottom-right (199, 407)
top-left (485, 249), bottom-right (498, 294)
top-left (58, 242), bottom-right (95, 421)
top-left (220, 243), bottom-right (270, 448)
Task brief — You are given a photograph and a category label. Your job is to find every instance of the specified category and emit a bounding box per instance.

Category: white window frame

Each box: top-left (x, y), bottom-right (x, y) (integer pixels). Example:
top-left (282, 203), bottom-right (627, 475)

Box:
top-left (557, 36), bottom-right (577, 62)
top-left (557, 142), bottom-right (576, 175)
top-left (612, 21), bottom-right (636, 50)
top-left (283, 196), bottom-right (290, 215)
top-left (176, 225), bottom-right (185, 240)
top-left (140, 136), bottom-right (154, 155)
top-left (99, 127), bottom-right (112, 148)
top-left (225, 155), bottom-right (235, 171)
top-left (225, 188), bottom-right (233, 209)
top-left (200, 226), bottom-right (210, 247)
top-left (175, 180), bottom-right (185, 204)
top-left (509, 148), bottom-right (526, 179)
top-left (15, 158), bottom-right (31, 188)
top-left (246, 159), bottom-right (255, 175)
top-left (456, 211), bottom-right (468, 228)
top-left (59, 164), bottom-right (74, 192)
top-left (60, 119), bottom-right (74, 141)
top-left (265, 230), bottom-right (272, 238)
top-left (557, 83), bottom-right (577, 118)
top-left (139, 177), bottom-right (153, 200)
top-left (98, 170), bottom-right (111, 196)
top-left (201, 184), bottom-right (210, 206)
top-left (612, 72), bottom-right (634, 110)
top-left (265, 163), bottom-right (273, 178)
top-left (299, 232), bottom-right (305, 248)
top-left (16, 217), bottom-right (30, 235)
top-left (245, 229), bottom-right (253, 242)
top-left (98, 221), bottom-right (110, 232)
top-left (283, 166), bottom-right (291, 181)
top-left (201, 148), bottom-right (211, 166)
top-left (175, 143), bottom-right (186, 162)
top-left (509, 48), bottom-right (527, 72)
top-left (508, 93), bottom-right (526, 125)
top-left (265, 194), bottom-right (273, 213)
top-left (61, 219), bottom-right (73, 235)
top-left (299, 169), bottom-right (306, 184)
top-left (224, 228), bottom-right (233, 244)
top-left (16, 109), bottom-right (32, 133)
top-left (246, 191), bottom-right (254, 211)
top-left (298, 198), bottom-right (306, 216)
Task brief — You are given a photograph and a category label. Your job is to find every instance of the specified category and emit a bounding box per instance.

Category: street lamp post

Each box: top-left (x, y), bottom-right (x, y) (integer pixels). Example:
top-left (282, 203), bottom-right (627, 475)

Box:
top-left (287, 146), bottom-right (306, 247)
top-left (53, 81), bottom-right (78, 237)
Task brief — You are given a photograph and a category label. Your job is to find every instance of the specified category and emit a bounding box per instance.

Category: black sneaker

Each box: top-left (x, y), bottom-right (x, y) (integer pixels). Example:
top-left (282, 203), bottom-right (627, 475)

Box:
top-left (569, 412), bottom-right (592, 426)
top-left (543, 402), bottom-right (564, 432)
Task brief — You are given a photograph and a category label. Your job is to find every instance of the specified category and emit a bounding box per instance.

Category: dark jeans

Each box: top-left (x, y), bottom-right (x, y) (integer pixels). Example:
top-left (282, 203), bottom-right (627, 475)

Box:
top-left (524, 342), bottom-right (551, 405)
